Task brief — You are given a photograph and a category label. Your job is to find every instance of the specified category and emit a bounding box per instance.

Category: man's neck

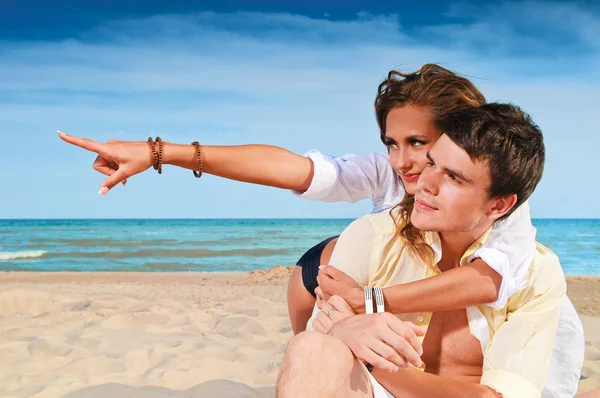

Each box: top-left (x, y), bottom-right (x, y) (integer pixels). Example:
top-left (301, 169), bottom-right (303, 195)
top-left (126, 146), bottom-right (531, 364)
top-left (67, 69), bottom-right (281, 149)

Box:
top-left (437, 222), bottom-right (492, 272)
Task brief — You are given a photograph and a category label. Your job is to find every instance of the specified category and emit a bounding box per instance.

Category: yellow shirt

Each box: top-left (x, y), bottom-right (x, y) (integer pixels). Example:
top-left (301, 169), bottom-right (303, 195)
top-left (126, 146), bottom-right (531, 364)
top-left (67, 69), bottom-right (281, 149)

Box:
top-left (314, 212), bottom-right (565, 398)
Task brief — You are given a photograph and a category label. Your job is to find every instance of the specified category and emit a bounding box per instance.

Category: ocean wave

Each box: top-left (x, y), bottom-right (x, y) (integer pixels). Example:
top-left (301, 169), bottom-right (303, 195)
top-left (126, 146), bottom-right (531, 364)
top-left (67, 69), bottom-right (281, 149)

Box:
top-left (0, 250), bottom-right (47, 261)
top-left (43, 248), bottom-right (290, 259)
top-left (27, 237), bottom-right (179, 248)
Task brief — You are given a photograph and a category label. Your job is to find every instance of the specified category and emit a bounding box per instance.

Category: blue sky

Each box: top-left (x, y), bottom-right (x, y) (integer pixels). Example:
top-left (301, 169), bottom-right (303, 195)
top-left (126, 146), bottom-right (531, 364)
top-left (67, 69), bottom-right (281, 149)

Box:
top-left (1, 0), bottom-right (599, 219)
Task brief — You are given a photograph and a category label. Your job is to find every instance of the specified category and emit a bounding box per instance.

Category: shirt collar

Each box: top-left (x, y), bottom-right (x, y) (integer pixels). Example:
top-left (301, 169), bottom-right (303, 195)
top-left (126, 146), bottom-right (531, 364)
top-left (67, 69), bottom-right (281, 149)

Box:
top-left (425, 226), bottom-right (494, 268)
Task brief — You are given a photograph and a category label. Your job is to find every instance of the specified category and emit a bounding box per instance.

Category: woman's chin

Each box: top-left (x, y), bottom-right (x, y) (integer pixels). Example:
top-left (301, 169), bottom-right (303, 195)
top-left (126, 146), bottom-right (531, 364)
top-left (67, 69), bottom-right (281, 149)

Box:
top-left (402, 182), bottom-right (417, 195)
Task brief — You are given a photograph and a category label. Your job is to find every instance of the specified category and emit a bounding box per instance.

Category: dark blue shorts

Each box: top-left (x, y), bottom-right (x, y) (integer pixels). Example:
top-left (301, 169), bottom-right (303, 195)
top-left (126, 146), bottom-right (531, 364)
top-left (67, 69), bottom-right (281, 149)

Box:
top-left (295, 236), bottom-right (339, 298)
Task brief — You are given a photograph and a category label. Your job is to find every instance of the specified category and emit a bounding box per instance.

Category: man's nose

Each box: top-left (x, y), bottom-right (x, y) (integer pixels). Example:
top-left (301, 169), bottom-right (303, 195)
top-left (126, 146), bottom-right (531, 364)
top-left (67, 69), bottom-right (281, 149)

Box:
top-left (417, 168), bottom-right (439, 196)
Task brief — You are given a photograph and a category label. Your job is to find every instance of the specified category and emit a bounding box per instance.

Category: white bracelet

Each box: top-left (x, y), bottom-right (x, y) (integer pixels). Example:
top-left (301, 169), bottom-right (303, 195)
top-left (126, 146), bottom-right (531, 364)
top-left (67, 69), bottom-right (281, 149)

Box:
top-left (364, 286), bottom-right (374, 315)
top-left (373, 286), bottom-right (385, 313)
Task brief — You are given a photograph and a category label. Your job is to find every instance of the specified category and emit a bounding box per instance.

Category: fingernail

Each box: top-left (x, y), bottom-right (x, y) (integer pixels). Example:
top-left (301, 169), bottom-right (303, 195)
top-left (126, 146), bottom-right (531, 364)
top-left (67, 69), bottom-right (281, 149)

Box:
top-left (416, 359), bottom-right (423, 367)
top-left (99, 187), bottom-right (109, 196)
top-left (57, 130), bottom-right (66, 136)
top-left (390, 366), bottom-right (398, 372)
top-left (319, 265), bottom-right (326, 270)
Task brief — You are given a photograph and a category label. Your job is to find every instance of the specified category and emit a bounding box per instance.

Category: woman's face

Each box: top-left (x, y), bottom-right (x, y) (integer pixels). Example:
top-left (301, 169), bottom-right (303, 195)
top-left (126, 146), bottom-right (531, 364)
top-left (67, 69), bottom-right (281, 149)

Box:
top-left (384, 104), bottom-right (442, 195)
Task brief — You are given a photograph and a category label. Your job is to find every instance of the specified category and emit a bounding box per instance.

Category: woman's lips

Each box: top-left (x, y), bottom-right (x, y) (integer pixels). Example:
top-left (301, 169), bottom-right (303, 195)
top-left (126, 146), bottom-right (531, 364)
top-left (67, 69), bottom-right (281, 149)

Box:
top-left (415, 198), bottom-right (438, 211)
top-left (402, 173), bottom-right (421, 183)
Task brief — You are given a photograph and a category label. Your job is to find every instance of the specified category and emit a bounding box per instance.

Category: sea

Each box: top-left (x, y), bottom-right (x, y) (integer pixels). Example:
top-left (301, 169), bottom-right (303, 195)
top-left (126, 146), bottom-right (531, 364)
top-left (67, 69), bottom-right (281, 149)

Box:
top-left (0, 219), bottom-right (598, 275)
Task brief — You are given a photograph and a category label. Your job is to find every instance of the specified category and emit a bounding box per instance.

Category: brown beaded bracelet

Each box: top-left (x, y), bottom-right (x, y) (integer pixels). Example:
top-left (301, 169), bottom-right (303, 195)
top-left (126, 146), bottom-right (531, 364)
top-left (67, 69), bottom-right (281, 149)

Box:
top-left (155, 136), bottom-right (164, 174)
top-left (147, 136), bottom-right (164, 174)
top-left (191, 141), bottom-right (203, 178)
top-left (147, 137), bottom-right (158, 170)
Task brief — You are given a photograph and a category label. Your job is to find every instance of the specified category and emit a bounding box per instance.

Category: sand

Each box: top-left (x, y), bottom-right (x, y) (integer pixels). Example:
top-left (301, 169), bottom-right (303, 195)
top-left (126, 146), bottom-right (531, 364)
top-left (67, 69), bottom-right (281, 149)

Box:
top-left (0, 268), bottom-right (597, 397)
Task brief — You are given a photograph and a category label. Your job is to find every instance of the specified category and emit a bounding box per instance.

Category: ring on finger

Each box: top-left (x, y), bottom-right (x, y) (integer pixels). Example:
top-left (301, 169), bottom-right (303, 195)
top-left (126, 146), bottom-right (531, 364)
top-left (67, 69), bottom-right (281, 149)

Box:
top-left (327, 308), bottom-right (334, 316)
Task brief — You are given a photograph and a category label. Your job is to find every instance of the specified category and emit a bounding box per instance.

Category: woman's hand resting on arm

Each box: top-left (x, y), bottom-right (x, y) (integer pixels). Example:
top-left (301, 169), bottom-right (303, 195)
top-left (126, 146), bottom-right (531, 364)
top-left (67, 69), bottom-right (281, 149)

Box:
top-left (316, 265), bottom-right (367, 314)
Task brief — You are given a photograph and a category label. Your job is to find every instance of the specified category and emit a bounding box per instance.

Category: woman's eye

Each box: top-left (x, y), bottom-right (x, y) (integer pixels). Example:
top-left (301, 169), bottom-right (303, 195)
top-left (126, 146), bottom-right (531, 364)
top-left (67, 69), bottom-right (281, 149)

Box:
top-left (386, 142), bottom-right (398, 149)
top-left (410, 140), bottom-right (426, 147)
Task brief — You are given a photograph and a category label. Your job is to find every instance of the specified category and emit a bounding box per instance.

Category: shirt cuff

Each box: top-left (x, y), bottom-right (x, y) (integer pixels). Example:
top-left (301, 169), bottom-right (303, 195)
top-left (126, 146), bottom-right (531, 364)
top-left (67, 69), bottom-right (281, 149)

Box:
top-left (467, 248), bottom-right (527, 310)
top-left (480, 368), bottom-right (541, 398)
top-left (291, 150), bottom-right (338, 201)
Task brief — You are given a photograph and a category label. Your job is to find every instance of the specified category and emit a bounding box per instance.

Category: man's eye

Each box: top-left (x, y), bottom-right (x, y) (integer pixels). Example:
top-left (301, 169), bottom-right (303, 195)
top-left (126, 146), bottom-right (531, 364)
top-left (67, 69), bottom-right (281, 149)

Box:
top-left (447, 173), bottom-right (458, 182)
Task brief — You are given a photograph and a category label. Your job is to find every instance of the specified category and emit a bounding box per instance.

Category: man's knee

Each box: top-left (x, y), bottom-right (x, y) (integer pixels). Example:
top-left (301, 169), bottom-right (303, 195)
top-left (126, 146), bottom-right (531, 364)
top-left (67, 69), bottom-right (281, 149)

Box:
top-left (285, 331), bottom-right (331, 358)
top-left (283, 331), bottom-right (347, 367)
top-left (278, 331), bottom-right (358, 397)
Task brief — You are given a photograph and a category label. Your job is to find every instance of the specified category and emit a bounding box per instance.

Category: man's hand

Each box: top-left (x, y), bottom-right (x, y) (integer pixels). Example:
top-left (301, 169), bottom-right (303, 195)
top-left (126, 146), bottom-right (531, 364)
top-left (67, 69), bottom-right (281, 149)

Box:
top-left (329, 313), bottom-right (425, 372)
top-left (317, 265), bottom-right (365, 313)
top-left (312, 293), bottom-right (356, 334)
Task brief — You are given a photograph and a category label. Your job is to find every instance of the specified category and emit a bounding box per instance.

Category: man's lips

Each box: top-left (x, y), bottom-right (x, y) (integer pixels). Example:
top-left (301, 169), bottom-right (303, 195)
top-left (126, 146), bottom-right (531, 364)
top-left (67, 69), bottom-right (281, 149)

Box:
top-left (402, 173), bottom-right (420, 182)
top-left (415, 198), bottom-right (438, 211)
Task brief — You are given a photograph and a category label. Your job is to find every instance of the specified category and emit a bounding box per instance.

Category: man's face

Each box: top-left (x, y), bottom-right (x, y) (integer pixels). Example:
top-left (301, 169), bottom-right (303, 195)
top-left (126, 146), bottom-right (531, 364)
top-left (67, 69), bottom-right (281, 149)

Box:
top-left (411, 134), bottom-right (498, 233)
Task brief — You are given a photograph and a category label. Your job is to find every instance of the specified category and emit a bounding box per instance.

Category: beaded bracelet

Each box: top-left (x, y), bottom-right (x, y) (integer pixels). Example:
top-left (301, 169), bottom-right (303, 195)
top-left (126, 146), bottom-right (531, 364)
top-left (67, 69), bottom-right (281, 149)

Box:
top-left (156, 137), bottom-right (164, 174)
top-left (147, 136), bottom-right (164, 174)
top-left (191, 141), bottom-right (203, 178)
top-left (147, 137), bottom-right (158, 170)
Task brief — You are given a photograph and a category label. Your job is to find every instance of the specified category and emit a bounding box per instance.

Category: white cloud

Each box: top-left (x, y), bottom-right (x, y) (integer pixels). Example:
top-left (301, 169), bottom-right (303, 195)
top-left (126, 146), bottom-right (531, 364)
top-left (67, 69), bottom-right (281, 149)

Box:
top-left (1, 3), bottom-right (598, 218)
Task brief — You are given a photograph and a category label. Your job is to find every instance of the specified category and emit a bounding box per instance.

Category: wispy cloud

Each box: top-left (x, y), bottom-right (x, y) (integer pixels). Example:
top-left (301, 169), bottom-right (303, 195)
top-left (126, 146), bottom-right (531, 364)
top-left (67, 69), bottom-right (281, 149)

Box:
top-left (1, 2), bottom-right (598, 218)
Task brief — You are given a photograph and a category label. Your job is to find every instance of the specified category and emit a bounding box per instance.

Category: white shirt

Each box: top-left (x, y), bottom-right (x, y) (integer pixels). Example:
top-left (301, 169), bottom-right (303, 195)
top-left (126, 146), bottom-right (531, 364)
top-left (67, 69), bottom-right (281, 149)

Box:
top-left (295, 150), bottom-right (584, 398)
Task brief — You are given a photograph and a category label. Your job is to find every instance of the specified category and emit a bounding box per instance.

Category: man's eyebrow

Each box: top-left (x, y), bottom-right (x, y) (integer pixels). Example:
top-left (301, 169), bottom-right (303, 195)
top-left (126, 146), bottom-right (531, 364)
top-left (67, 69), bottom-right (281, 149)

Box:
top-left (427, 152), bottom-right (474, 184)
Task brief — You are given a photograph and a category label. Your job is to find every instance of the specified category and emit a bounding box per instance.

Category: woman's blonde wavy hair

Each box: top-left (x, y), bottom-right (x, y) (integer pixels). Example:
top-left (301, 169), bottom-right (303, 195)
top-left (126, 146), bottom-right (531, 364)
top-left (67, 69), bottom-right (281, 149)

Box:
top-left (374, 64), bottom-right (486, 267)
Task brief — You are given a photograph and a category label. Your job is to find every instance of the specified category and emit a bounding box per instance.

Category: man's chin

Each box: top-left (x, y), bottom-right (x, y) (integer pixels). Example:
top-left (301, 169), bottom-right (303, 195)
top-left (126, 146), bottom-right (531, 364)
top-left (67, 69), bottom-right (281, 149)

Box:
top-left (411, 211), bottom-right (436, 232)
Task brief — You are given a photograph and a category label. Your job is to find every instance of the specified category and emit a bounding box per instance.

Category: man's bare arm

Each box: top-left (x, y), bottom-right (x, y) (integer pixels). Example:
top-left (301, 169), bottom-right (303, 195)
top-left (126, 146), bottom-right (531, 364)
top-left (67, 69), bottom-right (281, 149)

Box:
top-left (372, 366), bottom-right (501, 398)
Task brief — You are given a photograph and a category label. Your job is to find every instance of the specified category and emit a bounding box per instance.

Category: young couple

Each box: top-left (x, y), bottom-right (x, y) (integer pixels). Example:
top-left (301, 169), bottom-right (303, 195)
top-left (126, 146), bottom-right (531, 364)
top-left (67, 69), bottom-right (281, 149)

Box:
top-left (60, 64), bottom-right (584, 397)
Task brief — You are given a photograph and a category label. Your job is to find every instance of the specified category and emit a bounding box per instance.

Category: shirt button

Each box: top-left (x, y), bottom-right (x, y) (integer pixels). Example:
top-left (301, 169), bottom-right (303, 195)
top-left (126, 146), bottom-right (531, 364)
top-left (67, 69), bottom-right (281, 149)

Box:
top-left (417, 316), bottom-right (424, 322)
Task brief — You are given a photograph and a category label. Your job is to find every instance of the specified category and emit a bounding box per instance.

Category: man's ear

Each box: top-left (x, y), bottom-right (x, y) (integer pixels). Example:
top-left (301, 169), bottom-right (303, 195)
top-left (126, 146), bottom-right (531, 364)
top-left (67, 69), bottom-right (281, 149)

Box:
top-left (486, 194), bottom-right (518, 221)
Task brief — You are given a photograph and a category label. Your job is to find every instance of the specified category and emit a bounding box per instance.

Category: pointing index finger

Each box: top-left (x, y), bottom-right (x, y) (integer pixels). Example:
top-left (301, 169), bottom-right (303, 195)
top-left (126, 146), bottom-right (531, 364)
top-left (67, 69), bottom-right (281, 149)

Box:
top-left (58, 131), bottom-right (110, 158)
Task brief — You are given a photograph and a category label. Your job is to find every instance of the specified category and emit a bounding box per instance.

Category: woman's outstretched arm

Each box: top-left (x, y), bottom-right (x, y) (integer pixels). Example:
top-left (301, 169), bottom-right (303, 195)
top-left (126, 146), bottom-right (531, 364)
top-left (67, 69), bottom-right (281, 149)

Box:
top-left (58, 131), bottom-right (313, 194)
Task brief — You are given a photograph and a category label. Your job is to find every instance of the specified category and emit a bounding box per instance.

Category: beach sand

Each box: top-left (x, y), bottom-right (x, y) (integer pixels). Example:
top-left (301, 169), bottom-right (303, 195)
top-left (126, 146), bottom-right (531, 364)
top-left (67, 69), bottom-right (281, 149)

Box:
top-left (0, 268), bottom-right (598, 397)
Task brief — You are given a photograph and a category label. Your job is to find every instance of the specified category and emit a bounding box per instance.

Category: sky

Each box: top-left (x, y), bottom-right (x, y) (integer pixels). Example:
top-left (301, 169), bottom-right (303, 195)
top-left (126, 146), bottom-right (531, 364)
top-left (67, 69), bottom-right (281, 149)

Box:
top-left (1, 0), bottom-right (599, 219)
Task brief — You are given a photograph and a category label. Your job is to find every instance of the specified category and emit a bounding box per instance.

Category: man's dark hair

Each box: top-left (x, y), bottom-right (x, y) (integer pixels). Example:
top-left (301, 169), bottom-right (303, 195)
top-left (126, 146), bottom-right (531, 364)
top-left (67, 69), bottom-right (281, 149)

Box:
top-left (439, 103), bottom-right (545, 220)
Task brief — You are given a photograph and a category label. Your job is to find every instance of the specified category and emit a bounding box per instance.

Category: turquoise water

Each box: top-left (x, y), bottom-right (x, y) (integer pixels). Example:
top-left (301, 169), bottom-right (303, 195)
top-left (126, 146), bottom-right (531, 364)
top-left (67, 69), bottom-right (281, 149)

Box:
top-left (0, 219), bottom-right (598, 275)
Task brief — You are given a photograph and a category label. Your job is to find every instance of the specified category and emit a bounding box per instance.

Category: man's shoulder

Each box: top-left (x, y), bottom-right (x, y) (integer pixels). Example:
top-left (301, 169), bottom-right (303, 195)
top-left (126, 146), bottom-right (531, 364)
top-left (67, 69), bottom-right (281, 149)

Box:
top-left (513, 242), bottom-right (566, 303)
top-left (531, 242), bottom-right (563, 278)
top-left (350, 211), bottom-right (398, 235)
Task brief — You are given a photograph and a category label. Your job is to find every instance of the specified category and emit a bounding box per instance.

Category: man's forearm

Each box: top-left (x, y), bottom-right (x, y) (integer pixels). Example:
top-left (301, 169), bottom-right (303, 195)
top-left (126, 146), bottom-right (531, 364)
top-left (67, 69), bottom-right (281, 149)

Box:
top-left (382, 260), bottom-right (501, 313)
top-left (163, 143), bottom-right (314, 191)
top-left (372, 367), bottom-right (501, 398)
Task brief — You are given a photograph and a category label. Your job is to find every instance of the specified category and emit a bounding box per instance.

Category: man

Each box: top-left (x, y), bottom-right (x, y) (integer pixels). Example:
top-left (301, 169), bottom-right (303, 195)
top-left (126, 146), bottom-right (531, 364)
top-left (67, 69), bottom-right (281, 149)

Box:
top-left (276, 103), bottom-right (565, 398)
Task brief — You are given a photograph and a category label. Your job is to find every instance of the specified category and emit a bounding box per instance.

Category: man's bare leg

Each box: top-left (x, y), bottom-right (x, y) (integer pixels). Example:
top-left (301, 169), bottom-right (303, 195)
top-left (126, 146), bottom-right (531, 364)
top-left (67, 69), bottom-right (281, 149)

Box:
top-left (276, 331), bottom-right (373, 398)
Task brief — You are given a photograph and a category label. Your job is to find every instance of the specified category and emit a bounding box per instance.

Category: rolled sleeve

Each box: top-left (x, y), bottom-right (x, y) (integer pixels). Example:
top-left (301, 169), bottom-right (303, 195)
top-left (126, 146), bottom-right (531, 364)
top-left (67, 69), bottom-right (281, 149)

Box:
top-left (291, 150), bottom-right (402, 209)
top-left (472, 248), bottom-right (523, 310)
top-left (292, 150), bottom-right (339, 201)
